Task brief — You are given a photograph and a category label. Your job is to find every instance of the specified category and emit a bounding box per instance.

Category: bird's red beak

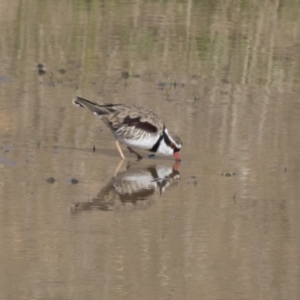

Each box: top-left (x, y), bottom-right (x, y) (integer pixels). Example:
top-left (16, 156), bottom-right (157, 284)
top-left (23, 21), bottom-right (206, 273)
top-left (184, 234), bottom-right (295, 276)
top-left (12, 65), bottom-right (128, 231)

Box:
top-left (173, 152), bottom-right (181, 161)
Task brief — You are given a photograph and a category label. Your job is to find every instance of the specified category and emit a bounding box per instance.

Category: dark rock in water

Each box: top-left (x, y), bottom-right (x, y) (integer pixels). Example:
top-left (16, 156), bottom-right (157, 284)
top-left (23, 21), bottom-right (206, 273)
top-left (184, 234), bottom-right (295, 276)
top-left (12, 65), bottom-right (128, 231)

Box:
top-left (121, 71), bottom-right (129, 79)
top-left (157, 82), bottom-right (168, 88)
top-left (37, 63), bottom-right (44, 69)
top-left (46, 177), bottom-right (55, 184)
top-left (58, 68), bottom-right (66, 74)
top-left (38, 69), bottom-right (46, 75)
top-left (70, 178), bottom-right (79, 184)
top-left (221, 172), bottom-right (236, 177)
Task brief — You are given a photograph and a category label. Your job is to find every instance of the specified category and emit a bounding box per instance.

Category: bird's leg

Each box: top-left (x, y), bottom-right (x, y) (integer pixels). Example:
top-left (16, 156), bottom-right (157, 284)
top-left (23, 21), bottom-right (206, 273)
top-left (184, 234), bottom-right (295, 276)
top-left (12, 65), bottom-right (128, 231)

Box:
top-left (115, 140), bottom-right (125, 159)
top-left (127, 147), bottom-right (143, 161)
top-left (114, 159), bottom-right (124, 176)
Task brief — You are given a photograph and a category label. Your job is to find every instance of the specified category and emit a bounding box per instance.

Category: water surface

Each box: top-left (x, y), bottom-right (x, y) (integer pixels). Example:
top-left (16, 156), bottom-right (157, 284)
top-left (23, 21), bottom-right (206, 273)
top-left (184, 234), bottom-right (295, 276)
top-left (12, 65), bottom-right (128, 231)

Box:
top-left (1, 0), bottom-right (300, 299)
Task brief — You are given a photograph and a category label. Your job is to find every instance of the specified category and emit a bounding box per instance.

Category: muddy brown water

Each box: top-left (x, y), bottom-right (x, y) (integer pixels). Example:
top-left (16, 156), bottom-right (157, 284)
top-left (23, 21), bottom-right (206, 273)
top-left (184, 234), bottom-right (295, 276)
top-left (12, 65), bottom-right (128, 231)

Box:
top-left (1, 1), bottom-right (300, 299)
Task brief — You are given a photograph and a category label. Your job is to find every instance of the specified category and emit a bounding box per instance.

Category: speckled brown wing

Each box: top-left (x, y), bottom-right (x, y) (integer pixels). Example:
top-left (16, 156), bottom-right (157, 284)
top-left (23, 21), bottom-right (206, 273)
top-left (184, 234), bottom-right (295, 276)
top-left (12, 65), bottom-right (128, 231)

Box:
top-left (73, 97), bottom-right (165, 140)
top-left (102, 105), bottom-right (165, 140)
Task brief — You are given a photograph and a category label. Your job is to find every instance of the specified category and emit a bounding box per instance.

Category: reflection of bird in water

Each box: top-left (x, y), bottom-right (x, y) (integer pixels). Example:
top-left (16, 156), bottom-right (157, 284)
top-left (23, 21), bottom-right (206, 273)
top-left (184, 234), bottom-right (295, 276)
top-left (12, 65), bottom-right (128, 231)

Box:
top-left (70, 161), bottom-right (181, 213)
top-left (72, 97), bottom-right (182, 161)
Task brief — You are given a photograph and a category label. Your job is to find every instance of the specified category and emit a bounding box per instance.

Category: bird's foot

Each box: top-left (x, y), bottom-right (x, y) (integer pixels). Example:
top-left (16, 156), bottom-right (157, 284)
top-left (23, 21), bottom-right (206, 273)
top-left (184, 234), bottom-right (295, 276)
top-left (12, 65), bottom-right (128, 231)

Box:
top-left (127, 147), bottom-right (143, 161)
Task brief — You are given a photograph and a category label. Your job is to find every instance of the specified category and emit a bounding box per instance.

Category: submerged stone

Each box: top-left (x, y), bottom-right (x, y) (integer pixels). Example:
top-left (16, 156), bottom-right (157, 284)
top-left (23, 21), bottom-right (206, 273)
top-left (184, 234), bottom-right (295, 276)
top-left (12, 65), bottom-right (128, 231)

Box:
top-left (46, 177), bottom-right (55, 184)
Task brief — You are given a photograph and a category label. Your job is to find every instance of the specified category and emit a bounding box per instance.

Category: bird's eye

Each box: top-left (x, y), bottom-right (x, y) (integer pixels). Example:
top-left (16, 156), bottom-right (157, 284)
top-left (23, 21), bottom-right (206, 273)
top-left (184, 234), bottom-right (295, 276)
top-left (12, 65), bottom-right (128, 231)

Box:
top-left (170, 143), bottom-right (175, 149)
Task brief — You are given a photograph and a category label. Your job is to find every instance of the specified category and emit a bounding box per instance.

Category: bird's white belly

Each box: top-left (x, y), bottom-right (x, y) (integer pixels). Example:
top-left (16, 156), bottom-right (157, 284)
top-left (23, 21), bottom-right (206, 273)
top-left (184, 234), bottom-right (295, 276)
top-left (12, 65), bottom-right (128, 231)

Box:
top-left (119, 135), bottom-right (159, 150)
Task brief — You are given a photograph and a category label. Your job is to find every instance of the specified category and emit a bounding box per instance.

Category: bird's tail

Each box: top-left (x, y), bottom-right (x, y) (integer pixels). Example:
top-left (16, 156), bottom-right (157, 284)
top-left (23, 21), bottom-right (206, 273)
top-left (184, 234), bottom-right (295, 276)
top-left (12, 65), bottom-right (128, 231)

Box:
top-left (72, 97), bottom-right (115, 116)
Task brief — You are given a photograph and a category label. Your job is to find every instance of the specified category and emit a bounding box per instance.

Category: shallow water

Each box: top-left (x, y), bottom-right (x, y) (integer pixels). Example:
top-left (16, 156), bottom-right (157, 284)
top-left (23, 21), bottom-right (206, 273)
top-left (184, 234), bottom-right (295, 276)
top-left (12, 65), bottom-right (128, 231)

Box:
top-left (1, 0), bottom-right (300, 299)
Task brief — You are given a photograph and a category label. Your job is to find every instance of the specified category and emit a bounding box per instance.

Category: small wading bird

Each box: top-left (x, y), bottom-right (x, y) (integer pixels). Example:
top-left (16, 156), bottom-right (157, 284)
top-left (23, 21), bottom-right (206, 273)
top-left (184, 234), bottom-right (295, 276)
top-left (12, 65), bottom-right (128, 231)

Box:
top-left (72, 97), bottom-right (182, 161)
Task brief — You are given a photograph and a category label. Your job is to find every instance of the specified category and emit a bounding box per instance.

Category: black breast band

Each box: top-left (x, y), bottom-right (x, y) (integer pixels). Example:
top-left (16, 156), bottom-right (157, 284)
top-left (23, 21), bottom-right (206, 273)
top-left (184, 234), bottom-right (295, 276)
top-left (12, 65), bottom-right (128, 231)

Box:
top-left (149, 134), bottom-right (164, 152)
